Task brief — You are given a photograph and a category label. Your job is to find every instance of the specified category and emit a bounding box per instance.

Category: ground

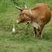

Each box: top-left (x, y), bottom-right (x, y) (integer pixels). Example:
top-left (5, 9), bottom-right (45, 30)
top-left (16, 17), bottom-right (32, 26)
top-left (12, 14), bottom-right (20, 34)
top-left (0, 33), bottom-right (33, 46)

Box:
top-left (0, 0), bottom-right (52, 52)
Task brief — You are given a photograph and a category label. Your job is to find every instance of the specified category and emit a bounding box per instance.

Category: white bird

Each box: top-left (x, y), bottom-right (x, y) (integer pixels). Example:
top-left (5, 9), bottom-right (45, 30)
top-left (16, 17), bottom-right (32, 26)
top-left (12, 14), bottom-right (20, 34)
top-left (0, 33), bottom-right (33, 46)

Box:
top-left (12, 24), bottom-right (16, 33)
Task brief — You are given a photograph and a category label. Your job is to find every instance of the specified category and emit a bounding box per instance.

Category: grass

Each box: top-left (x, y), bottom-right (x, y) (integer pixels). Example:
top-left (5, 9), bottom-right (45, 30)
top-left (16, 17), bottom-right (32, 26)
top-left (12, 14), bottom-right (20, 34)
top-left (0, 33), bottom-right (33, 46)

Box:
top-left (0, 0), bottom-right (52, 52)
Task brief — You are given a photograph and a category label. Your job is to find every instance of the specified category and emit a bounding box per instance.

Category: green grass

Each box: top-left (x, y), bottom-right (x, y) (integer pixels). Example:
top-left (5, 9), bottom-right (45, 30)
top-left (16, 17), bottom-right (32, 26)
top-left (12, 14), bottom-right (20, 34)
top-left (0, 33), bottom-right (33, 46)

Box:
top-left (0, 39), bottom-right (52, 52)
top-left (0, 0), bottom-right (52, 52)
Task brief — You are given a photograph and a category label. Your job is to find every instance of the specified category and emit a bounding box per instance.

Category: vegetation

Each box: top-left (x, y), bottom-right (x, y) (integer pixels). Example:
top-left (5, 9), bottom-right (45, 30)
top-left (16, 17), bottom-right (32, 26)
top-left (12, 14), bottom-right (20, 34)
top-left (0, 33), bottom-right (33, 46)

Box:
top-left (0, 0), bottom-right (52, 52)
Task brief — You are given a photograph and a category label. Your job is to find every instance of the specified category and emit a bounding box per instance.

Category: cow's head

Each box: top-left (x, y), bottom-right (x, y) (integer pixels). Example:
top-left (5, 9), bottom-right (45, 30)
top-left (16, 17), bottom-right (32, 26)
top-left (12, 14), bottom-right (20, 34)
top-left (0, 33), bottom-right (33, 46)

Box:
top-left (16, 5), bottom-right (31, 24)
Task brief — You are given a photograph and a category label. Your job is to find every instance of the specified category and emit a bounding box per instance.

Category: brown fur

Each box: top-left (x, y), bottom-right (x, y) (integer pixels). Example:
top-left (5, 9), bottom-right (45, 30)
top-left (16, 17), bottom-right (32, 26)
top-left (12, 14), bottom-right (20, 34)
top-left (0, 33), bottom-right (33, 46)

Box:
top-left (17, 3), bottom-right (51, 38)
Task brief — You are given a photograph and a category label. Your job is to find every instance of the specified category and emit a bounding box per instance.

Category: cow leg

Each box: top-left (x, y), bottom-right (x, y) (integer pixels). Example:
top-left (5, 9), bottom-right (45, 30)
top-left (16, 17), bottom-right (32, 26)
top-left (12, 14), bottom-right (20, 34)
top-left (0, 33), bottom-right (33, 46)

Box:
top-left (32, 22), bottom-right (40, 38)
top-left (32, 22), bottom-right (44, 38)
top-left (33, 27), bottom-right (39, 38)
top-left (36, 28), bottom-right (41, 38)
top-left (36, 26), bottom-right (44, 39)
top-left (33, 27), bottom-right (37, 37)
top-left (34, 27), bottom-right (39, 37)
top-left (32, 27), bottom-right (40, 38)
top-left (33, 26), bottom-right (43, 39)
top-left (40, 26), bottom-right (44, 38)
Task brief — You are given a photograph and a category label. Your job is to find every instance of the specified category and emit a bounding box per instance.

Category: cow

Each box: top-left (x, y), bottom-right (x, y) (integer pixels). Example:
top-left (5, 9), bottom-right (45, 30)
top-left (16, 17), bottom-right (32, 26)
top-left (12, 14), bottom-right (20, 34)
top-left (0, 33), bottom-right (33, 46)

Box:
top-left (16, 3), bottom-right (51, 38)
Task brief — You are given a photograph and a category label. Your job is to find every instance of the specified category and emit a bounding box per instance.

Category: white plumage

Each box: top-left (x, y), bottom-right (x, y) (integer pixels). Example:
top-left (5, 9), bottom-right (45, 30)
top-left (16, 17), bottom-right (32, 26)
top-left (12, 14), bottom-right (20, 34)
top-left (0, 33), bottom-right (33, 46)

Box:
top-left (12, 24), bottom-right (16, 33)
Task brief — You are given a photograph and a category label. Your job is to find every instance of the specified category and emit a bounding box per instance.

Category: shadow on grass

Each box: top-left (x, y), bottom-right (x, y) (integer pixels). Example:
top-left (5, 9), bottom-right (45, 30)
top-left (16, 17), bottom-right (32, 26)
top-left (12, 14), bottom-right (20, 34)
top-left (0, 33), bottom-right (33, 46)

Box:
top-left (43, 31), bottom-right (52, 41)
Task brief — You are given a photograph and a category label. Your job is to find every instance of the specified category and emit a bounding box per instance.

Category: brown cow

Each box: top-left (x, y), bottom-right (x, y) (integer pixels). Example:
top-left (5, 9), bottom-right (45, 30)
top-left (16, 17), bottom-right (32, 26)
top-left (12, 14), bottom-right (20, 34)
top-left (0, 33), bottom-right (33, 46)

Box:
top-left (16, 3), bottom-right (51, 38)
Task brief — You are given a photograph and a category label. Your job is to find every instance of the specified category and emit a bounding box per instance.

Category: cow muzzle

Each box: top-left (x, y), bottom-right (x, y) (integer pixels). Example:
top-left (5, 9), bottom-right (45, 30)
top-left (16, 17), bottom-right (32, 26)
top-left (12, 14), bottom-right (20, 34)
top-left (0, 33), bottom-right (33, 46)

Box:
top-left (16, 20), bottom-right (20, 24)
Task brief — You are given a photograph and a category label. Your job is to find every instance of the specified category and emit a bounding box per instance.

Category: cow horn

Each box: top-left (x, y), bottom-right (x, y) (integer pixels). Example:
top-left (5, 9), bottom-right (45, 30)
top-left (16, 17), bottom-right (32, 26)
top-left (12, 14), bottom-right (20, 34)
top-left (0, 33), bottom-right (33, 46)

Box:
top-left (15, 6), bottom-right (23, 11)
top-left (24, 4), bottom-right (27, 8)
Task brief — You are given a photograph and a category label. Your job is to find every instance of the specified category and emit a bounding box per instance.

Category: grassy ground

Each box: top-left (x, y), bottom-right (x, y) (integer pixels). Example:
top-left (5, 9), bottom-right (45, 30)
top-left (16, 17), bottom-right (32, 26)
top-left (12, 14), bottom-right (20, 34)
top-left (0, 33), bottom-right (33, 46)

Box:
top-left (0, 0), bottom-right (52, 52)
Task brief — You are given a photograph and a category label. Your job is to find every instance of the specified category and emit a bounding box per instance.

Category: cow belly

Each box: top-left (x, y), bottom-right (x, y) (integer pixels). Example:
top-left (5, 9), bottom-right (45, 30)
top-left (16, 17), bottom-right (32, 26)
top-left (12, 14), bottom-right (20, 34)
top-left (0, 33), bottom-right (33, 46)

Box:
top-left (32, 22), bottom-right (40, 29)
